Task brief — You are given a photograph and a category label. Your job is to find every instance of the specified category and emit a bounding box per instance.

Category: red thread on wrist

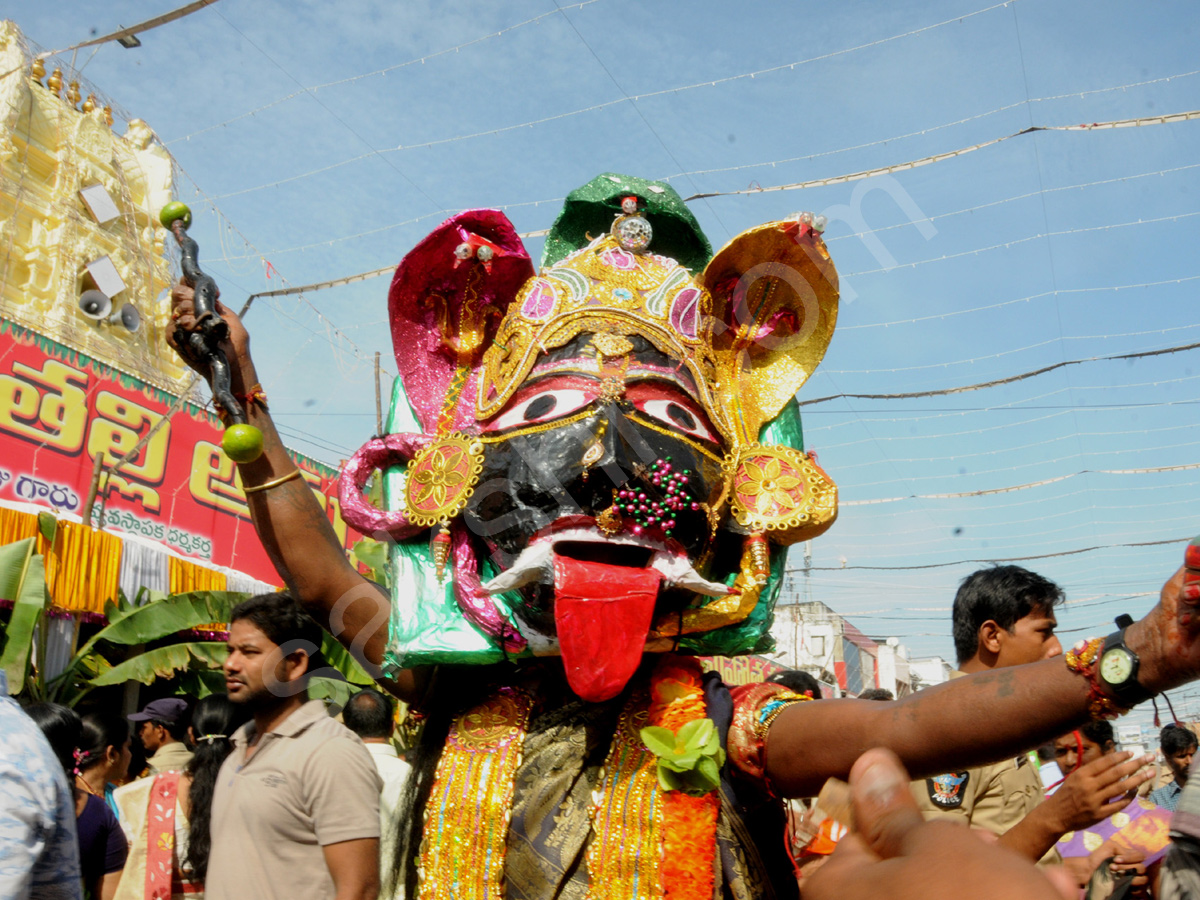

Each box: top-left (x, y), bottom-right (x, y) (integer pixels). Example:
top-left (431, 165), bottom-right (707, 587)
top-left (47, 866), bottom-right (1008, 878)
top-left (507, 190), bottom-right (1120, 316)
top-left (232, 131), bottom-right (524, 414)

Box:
top-left (234, 383), bottom-right (268, 407)
top-left (1064, 637), bottom-right (1129, 721)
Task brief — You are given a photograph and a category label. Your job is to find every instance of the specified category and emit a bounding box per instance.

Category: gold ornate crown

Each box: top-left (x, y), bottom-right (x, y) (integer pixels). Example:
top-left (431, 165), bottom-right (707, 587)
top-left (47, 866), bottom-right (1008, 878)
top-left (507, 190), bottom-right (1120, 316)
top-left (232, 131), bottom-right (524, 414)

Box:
top-left (477, 232), bottom-right (725, 433)
top-left (476, 218), bottom-right (839, 452)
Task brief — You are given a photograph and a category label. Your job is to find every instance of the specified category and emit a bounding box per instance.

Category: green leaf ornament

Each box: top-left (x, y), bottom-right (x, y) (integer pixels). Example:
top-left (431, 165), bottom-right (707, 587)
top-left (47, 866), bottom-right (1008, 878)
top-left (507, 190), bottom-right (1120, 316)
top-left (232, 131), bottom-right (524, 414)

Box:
top-left (639, 717), bottom-right (726, 797)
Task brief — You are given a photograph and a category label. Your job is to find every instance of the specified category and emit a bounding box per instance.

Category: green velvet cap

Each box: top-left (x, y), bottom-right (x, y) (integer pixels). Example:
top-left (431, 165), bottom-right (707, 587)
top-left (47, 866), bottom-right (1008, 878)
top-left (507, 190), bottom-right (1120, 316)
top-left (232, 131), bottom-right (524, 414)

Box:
top-left (541, 173), bottom-right (713, 274)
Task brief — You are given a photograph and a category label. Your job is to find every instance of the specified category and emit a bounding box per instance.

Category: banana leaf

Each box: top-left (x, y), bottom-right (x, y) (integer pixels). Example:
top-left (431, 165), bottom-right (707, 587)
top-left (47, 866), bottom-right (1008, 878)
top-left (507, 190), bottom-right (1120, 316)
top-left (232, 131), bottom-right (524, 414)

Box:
top-left (175, 668), bottom-right (229, 699)
top-left (308, 675), bottom-right (356, 711)
top-left (102, 587), bottom-right (171, 625)
top-left (36, 511), bottom-right (57, 543)
top-left (0, 538), bottom-right (48, 695)
top-left (75, 650), bottom-right (112, 680)
top-left (319, 632), bottom-right (377, 686)
top-left (48, 591), bottom-right (246, 703)
top-left (350, 538), bottom-right (391, 589)
top-left (100, 591), bottom-right (137, 626)
top-left (88, 641), bottom-right (228, 687)
top-left (90, 591), bottom-right (245, 647)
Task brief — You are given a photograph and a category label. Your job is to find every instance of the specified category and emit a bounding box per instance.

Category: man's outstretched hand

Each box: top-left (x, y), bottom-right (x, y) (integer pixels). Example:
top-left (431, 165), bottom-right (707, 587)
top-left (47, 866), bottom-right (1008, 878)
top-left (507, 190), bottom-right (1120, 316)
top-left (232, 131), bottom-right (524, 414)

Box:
top-left (998, 749), bottom-right (1154, 862)
top-left (804, 750), bottom-right (1076, 900)
top-left (1045, 750), bottom-right (1155, 832)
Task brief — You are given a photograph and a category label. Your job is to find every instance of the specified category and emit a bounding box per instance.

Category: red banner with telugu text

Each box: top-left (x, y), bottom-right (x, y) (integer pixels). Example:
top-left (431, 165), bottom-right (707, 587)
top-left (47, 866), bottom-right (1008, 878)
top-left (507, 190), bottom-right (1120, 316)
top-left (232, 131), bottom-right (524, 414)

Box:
top-left (0, 320), bottom-right (358, 584)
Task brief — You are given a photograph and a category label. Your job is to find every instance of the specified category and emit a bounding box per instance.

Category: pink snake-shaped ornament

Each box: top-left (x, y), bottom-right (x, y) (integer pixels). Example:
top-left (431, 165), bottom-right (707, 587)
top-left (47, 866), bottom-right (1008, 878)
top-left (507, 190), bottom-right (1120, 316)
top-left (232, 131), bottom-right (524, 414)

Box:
top-left (338, 433), bottom-right (528, 654)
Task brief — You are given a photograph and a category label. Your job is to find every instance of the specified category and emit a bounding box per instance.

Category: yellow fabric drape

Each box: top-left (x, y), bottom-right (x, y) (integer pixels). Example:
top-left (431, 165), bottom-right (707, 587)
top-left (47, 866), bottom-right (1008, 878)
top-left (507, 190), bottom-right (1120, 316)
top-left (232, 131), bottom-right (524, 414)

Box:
top-left (0, 507), bottom-right (40, 548)
top-left (3, 507), bottom-right (239, 622)
top-left (168, 556), bottom-right (228, 595)
top-left (45, 521), bottom-right (123, 614)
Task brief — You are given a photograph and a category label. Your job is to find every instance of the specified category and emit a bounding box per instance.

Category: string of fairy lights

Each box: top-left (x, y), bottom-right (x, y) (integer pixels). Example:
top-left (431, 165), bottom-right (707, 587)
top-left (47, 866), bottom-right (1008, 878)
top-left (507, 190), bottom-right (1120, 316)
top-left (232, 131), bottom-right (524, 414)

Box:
top-left (19, 1), bottom-right (1200, 665)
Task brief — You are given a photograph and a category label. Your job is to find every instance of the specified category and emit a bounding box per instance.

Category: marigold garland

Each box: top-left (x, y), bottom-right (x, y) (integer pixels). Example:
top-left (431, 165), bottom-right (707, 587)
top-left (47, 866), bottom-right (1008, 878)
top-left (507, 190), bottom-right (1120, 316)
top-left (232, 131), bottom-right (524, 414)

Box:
top-left (647, 656), bottom-right (720, 900)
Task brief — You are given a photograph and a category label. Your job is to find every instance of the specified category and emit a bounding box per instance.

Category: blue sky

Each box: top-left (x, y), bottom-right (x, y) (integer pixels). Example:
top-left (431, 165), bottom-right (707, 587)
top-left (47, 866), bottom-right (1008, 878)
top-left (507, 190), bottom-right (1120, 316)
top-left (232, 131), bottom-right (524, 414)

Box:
top-left (10, 0), bottom-right (1200, 711)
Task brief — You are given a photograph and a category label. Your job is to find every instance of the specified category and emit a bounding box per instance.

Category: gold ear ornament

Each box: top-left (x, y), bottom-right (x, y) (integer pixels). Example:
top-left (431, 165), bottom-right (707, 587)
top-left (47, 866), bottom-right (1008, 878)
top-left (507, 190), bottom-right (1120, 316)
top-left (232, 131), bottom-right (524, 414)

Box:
top-left (403, 434), bottom-right (486, 529)
top-left (724, 443), bottom-right (837, 544)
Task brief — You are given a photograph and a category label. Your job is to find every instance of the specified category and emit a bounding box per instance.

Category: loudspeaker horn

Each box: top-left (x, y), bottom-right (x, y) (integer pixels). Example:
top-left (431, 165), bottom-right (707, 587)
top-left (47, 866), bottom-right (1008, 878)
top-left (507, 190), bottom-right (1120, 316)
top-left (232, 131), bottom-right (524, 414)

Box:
top-left (79, 290), bottom-right (112, 320)
top-left (116, 302), bottom-right (142, 333)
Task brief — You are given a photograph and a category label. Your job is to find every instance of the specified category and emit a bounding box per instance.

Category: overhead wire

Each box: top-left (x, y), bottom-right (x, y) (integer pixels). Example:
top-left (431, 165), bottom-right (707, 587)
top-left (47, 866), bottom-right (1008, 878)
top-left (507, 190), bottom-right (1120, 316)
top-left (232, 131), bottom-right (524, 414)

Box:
top-left (202, 157), bottom-right (1200, 290)
top-left (804, 514), bottom-right (1200, 557)
top-left (820, 435), bottom-right (1200, 486)
top-left (819, 527), bottom-right (1194, 563)
top-left (32, 0), bottom-right (221, 60)
top-left (800, 339), bottom-right (1200, 404)
top-left (177, 10), bottom-right (1190, 580)
top-left (11, 1), bottom-right (1200, 662)
top-left (166, 1), bottom-right (606, 145)
top-left (200, 0), bottom-right (1017, 200)
top-left (822, 537), bottom-right (1193, 573)
top-left (808, 411), bottom-right (1190, 449)
top-left (103, 7), bottom-right (1200, 602)
top-left (842, 462), bottom-right (1200, 507)
top-left (211, 122), bottom-right (1200, 265)
top-left (165, 160), bottom-right (394, 379)
top-left (550, 0), bottom-right (734, 243)
top-left (210, 7), bottom-right (442, 214)
top-left (218, 193), bottom-right (569, 262)
top-left (823, 518), bottom-right (1200, 560)
top-left (842, 210), bottom-right (1200, 280)
top-left (659, 69), bottom-right (1200, 184)
top-left (825, 161), bottom-right (1200, 254)
top-left (800, 400), bottom-right (1200, 419)
top-left (838, 274), bottom-right (1200, 332)
top-left (683, 110), bottom-right (1200, 201)
top-left (797, 535), bottom-right (1190, 571)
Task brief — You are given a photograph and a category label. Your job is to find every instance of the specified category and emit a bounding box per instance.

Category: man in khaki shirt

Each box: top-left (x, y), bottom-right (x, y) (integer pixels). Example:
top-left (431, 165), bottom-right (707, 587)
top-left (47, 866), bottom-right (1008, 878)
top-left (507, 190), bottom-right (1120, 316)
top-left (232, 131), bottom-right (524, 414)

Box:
top-left (206, 593), bottom-right (382, 900)
top-left (913, 565), bottom-right (1151, 867)
top-left (916, 673), bottom-right (1049, 842)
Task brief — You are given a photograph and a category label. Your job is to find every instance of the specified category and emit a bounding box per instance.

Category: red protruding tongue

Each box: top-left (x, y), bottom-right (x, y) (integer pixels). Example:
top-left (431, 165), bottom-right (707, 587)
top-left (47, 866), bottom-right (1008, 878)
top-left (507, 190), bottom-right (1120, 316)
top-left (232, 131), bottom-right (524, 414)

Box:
top-left (553, 552), bottom-right (662, 702)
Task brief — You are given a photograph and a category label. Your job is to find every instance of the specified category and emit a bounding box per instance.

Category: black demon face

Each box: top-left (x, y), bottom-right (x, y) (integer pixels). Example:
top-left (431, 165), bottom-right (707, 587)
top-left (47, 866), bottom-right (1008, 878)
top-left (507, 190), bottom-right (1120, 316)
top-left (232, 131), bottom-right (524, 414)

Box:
top-left (461, 335), bottom-right (746, 698)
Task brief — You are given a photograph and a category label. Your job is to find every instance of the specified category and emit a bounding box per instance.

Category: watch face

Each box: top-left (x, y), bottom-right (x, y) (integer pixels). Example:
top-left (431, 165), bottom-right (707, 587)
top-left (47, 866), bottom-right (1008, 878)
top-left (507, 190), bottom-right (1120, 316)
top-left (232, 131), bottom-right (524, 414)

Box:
top-left (1100, 648), bottom-right (1134, 684)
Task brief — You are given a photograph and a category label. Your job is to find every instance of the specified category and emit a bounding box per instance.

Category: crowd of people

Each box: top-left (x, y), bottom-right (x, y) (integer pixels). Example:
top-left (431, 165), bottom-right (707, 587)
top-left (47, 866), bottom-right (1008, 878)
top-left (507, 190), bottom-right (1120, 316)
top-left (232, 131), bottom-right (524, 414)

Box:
top-left (1, 593), bottom-right (413, 900)
top-left (4, 568), bottom-right (1200, 899)
top-left (780, 568), bottom-right (1200, 898)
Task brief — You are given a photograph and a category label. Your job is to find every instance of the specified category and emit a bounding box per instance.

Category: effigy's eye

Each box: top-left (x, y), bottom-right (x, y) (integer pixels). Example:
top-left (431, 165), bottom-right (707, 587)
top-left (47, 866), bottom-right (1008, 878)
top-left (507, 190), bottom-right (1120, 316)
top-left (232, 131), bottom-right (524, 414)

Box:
top-left (632, 397), bottom-right (719, 444)
top-left (486, 387), bottom-right (592, 433)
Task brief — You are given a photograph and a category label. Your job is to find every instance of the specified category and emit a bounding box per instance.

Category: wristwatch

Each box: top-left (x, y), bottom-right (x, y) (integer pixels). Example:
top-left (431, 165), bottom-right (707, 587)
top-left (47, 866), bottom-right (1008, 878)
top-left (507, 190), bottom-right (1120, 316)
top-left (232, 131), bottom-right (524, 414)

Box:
top-left (1097, 625), bottom-right (1151, 706)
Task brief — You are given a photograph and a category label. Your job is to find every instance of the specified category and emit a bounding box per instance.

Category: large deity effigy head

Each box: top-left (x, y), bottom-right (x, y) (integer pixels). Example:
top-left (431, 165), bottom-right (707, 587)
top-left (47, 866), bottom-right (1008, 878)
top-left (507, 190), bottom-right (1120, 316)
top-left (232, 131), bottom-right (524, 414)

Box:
top-left (340, 174), bottom-right (840, 701)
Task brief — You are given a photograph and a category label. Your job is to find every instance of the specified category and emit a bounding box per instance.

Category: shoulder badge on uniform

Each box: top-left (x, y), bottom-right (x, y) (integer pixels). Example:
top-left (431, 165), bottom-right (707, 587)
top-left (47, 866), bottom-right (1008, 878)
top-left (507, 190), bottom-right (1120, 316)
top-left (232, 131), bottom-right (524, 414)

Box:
top-left (926, 771), bottom-right (970, 809)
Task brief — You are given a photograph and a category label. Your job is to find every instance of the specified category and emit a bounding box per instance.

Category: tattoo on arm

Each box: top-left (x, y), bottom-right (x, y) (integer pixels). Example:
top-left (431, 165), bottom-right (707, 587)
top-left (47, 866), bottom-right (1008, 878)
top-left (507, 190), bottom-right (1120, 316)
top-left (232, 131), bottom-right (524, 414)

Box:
top-left (995, 669), bottom-right (1015, 699)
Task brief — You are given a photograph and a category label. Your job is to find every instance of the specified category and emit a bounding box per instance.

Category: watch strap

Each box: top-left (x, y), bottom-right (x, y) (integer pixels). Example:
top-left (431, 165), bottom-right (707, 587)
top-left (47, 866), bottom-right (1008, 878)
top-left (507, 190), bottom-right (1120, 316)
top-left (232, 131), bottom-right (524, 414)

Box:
top-left (1099, 629), bottom-right (1152, 705)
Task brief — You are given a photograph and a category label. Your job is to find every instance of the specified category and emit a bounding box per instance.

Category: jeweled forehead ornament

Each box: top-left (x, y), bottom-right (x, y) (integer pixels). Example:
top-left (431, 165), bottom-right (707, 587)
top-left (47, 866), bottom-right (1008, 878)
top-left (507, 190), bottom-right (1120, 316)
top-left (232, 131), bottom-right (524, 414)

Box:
top-left (612, 194), bottom-right (653, 253)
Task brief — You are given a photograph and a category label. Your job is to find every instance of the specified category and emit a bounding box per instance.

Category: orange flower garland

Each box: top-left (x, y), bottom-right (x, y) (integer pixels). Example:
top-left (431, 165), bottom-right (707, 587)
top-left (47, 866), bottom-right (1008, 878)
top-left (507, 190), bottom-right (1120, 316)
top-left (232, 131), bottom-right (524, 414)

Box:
top-left (647, 656), bottom-right (720, 900)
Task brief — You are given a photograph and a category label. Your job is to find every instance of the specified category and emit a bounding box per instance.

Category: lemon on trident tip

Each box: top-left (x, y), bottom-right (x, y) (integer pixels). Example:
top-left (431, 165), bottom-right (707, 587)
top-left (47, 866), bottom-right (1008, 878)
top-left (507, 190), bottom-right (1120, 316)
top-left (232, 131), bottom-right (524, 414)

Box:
top-left (222, 424), bottom-right (264, 463)
top-left (159, 200), bottom-right (192, 230)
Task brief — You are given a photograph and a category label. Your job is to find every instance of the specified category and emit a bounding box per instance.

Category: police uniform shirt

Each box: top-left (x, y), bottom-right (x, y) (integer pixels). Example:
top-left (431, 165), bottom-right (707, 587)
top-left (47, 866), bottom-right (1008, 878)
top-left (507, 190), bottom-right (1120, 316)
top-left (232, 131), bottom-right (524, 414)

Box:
top-left (911, 673), bottom-right (1060, 865)
top-left (913, 753), bottom-right (1046, 834)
